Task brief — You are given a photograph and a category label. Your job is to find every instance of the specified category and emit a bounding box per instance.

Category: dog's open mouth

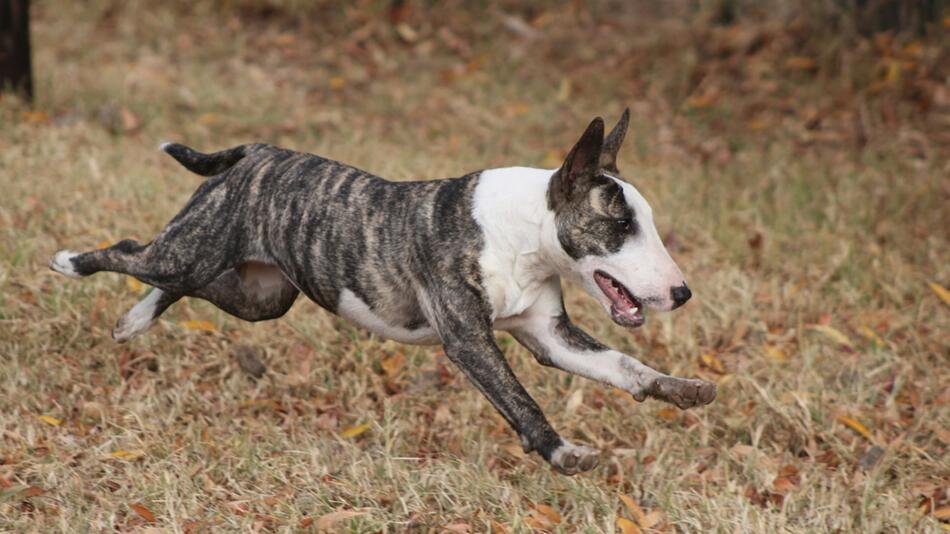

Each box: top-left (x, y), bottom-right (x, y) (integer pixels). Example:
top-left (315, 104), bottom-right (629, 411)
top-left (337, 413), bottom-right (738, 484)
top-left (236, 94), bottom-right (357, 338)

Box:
top-left (594, 270), bottom-right (645, 328)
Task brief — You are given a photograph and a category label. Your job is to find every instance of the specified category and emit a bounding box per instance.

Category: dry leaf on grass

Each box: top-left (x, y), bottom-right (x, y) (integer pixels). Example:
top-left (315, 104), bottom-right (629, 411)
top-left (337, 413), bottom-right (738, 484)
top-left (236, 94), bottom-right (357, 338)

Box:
top-left (340, 422), bottom-right (371, 439)
top-left (809, 325), bottom-right (852, 347)
top-left (619, 495), bottom-right (646, 524)
top-left (126, 276), bottom-right (143, 293)
top-left (928, 282), bottom-right (950, 306)
top-left (110, 449), bottom-right (146, 460)
top-left (533, 504), bottom-right (562, 524)
top-left (764, 345), bottom-right (787, 362)
top-left (380, 352), bottom-right (405, 377)
top-left (130, 503), bottom-right (156, 523)
top-left (640, 510), bottom-right (663, 529)
top-left (837, 415), bottom-right (873, 441)
top-left (700, 352), bottom-right (726, 373)
top-left (37, 414), bottom-right (62, 426)
top-left (617, 517), bottom-right (642, 534)
top-left (179, 320), bottom-right (217, 333)
top-left (315, 510), bottom-right (365, 529)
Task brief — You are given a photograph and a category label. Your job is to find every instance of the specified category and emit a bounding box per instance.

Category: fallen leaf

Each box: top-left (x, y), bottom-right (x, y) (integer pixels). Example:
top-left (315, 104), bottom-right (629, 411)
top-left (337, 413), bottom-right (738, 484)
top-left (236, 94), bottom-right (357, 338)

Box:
top-left (21, 486), bottom-right (45, 498)
top-left (809, 325), bottom-right (852, 347)
top-left (179, 320), bottom-right (217, 333)
top-left (616, 517), bottom-right (642, 534)
top-left (329, 77), bottom-right (346, 91)
top-left (928, 282), bottom-right (950, 307)
top-left (340, 422), bottom-right (371, 439)
top-left (619, 495), bottom-right (647, 525)
top-left (490, 520), bottom-right (510, 533)
top-left (97, 240), bottom-right (112, 249)
top-left (443, 523), bottom-right (472, 533)
top-left (640, 510), bottom-right (663, 529)
top-left (837, 415), bottom-right (873, 441)
top-left (298, 517), bottom-right (313, 528)
top-left (395, 23), bottom-right (418, 43)
top-left (785, 56), bottom-right (817, 71)
top-left (315, 510), bottom-right (365, 529)
top-left (21, 110), bottom-right (50, 124)
top-left (655, 407), bottom-right (679, 420)
top-left (523, 516), bottom-right (549, 529)
top-left (110, 449), bottom-right (146, 460)
top-left (858, 326), bottom-right (884, 345)
top-left (534, 503), bottom-right (562, 524)
top-left (934, 506), bottom-right (950, 520)
top-left (686, 92), bottom-right (718, 109)
top-left (130, 503), bottom-right (156, 523)
top-left (700, 352), bottom-right (726, 373)
top-left (764, 344), bottom-right (787, 362)
top-left (126, 277), bottom-right (144, 293)
top-left (380, 352), bottom-right (405, 377)
top-left (37, 415), bottom-right (62, 427)
top-left (772, 476), bottom-right (798, 493)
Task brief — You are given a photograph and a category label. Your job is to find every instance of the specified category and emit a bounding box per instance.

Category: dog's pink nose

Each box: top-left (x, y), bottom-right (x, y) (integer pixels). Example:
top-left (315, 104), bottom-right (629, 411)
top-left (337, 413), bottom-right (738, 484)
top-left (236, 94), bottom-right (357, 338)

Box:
top-left (670, 283), bottom-right (691, 309)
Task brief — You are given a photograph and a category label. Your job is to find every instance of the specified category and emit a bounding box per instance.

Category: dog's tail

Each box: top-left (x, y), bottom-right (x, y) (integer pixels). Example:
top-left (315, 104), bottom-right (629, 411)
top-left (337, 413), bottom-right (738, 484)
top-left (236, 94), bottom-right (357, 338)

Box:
top-left (160, 142), bottom-right (248, 177)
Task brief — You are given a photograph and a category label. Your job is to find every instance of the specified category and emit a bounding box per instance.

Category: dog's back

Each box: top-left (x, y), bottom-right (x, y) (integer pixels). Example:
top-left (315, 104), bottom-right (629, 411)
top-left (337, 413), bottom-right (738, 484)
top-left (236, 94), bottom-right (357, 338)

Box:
top-left (163, 143), bottom-right (485, 340)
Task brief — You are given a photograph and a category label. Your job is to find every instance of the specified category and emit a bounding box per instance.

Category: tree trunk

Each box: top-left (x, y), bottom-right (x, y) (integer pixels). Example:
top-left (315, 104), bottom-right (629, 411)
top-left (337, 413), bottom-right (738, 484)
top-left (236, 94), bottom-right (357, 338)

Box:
top-left (0, 0), bottom-right (32, 101)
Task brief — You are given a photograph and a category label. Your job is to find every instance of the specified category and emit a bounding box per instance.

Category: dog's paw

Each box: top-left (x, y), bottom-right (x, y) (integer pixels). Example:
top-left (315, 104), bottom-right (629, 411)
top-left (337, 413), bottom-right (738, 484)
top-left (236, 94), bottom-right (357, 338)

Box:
top-left (113, 309), bottom-right (154, 343)
top-left (645, 376), bottom-right (717, 409)
top-left (549, 440), bottom-right (600, 476)
top-left (49, 250), bottom-right (82, 278)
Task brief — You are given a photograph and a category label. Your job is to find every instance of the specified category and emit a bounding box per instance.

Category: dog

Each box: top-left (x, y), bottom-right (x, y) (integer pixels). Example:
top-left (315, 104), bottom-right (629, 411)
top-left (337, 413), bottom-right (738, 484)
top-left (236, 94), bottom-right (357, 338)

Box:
top-left (49, 110), bottom-right (716, 475)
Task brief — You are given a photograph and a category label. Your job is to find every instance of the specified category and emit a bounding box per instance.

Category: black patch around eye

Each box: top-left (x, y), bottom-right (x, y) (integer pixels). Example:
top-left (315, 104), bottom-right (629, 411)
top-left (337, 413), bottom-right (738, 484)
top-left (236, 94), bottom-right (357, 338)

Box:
top-left (615, 217), bottom-right (637, 235)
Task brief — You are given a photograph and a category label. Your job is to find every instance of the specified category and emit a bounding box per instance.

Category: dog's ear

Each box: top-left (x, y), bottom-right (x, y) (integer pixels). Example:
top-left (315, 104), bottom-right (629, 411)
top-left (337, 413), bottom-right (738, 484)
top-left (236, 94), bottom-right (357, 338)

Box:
top-left (548, 117), bottom-right (604, 210)
top-left (599, 108), bottom-right (629, 173)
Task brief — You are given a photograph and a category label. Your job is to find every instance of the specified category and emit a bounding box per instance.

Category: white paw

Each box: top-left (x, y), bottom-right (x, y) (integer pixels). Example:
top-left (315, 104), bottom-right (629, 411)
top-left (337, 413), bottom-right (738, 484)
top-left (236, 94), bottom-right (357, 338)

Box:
top-left (112, 290), bottom-right (163, 342)
top-left (112, 312), bottom-right (153, 343)
top-left (549, 440), bottom-right (601, 475)
top-left (49, 250), bottom-right (82, 278)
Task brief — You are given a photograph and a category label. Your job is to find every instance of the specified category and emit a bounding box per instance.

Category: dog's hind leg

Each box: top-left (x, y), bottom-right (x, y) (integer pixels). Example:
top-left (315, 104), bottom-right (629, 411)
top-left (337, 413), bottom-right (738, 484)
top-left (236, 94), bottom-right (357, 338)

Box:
top-left (187, 264), bottom-right (299, 322)
top-left (113, 288), bottom-right (181, 342)
top-left (111, 264), bottom-right (299, 342)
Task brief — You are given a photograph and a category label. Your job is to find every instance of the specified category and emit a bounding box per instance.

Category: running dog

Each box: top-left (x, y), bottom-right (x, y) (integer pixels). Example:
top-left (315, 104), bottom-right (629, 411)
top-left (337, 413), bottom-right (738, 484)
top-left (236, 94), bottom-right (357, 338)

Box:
top-left (50, 110), bottom-right (716, 475)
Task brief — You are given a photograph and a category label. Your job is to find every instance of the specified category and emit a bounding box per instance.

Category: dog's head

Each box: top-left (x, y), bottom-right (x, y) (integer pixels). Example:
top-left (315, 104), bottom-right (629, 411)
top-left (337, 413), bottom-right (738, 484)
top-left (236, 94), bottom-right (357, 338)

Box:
top-left (547, 110), bottom-right (690, 328)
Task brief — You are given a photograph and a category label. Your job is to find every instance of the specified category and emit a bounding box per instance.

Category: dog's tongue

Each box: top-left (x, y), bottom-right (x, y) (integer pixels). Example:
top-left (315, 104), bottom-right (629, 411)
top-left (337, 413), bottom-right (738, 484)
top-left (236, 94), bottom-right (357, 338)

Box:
top-left (595, 271), bottom-right (645, 328)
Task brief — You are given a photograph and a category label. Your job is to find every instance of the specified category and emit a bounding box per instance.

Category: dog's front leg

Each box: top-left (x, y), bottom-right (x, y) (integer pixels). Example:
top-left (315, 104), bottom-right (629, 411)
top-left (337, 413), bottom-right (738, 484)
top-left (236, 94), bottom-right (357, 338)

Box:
top-left (425, 297), bottom-right (600, 475)
top-left (507, 290), bottom-right (716, 409)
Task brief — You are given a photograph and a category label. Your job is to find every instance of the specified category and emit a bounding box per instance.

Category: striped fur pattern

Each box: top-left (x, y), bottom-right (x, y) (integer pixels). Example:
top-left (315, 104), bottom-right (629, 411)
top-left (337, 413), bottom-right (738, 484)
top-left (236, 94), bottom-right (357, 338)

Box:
top-left (49, 111), bottom-right (716, 475)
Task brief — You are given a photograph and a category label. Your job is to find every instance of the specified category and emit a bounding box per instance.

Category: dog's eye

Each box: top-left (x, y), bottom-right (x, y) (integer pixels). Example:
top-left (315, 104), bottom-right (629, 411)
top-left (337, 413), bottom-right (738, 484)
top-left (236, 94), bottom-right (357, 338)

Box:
top-left (616, 217), bottom-right (636, 234)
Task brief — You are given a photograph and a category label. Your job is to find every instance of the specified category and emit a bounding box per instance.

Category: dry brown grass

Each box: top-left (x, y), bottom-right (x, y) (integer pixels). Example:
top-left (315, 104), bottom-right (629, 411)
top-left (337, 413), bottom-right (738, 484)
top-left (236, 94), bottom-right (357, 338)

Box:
top-left (1, 1), bottom-right (948, 532)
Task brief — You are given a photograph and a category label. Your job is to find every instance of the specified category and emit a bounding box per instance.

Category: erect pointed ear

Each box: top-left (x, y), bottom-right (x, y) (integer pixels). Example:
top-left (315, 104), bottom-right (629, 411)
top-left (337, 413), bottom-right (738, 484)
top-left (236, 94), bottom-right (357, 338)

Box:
top-left (599, 108), bottom-right (629, 173)
top-left (548, 117), bottom-right (604, 210)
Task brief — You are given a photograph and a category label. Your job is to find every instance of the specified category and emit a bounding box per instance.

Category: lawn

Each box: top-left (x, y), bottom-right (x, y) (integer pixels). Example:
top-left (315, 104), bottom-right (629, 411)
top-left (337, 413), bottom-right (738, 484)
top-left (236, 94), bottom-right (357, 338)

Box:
top-left (1, 1), bottom-right (947, 532)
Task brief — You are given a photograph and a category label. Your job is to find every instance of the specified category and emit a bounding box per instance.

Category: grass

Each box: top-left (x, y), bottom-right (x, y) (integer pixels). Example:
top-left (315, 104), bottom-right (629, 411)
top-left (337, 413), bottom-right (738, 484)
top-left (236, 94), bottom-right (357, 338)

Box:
top-left (1, 1), bottom-right (948, 532)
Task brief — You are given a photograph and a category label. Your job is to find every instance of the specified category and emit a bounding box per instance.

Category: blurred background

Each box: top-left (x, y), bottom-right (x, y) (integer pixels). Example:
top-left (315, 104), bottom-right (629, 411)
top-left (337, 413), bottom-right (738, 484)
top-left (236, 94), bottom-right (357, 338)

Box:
top-left (0, 1), bottom-right (948, 532)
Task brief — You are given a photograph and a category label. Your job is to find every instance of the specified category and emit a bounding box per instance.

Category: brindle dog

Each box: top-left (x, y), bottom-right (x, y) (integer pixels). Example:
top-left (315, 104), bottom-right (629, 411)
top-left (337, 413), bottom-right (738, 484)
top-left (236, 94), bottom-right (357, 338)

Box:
top-left (50, 110), bottom-right (715, 475)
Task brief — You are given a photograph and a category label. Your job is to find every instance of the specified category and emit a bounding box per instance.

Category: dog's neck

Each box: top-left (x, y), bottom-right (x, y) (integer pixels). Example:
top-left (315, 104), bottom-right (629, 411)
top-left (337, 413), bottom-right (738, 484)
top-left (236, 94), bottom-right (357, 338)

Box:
top-left (473, 167), bottom-right (574, 318)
